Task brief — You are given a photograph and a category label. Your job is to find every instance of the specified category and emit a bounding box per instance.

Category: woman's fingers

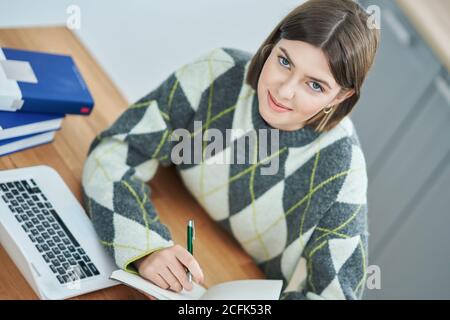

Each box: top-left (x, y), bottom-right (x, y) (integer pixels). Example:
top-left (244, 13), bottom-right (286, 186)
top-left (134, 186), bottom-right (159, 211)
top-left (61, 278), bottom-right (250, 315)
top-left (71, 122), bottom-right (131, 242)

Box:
top-left (173, 245), bottom-right (204, 284)
top-left (159, 266), bottom-right (184, 292)
top-left (167, 257), bottom-right (194, 291)
top-left (134, 244), bottom-right (205, 295)
top-left (148, 272), bottom-right (170, 290)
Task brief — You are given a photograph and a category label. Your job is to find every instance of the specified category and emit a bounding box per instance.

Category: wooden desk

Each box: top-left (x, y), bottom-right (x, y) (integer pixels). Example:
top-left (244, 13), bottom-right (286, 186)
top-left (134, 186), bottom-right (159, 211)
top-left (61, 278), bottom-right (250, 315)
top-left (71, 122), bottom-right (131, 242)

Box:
top-left (0, 26), bottom-right (264, 300)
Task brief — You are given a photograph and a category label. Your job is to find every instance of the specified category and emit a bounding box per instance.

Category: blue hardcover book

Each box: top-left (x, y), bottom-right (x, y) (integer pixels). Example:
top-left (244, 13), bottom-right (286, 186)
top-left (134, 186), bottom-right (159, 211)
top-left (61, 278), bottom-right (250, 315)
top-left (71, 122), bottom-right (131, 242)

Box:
top-left (0, 47), bottom-right (94, 115)
top-left (0, 110), bottom-right (64, 140)
top-left (0, 130), bottom-right (58, 157)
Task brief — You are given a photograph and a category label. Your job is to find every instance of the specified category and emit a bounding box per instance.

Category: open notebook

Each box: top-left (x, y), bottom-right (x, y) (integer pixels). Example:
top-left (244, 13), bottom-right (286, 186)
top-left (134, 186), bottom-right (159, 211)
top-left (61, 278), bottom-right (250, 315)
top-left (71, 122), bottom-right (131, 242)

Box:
top-left (110, 270), bottom-right (283, 300)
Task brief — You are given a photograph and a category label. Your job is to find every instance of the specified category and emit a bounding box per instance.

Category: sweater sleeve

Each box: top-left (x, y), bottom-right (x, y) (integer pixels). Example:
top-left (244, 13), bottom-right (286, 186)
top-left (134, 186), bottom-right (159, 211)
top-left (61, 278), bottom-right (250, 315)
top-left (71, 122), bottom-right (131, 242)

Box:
top-left (81, 49), bottom-right (217, 274)
top-left (280, 200), bottom-right (369, 300)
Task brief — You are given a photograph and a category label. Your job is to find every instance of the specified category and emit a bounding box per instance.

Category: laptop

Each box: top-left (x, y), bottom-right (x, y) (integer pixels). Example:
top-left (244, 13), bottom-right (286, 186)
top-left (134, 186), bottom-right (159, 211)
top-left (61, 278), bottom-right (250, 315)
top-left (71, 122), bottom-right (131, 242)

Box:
top-left (0, 165), bottom-right (119, 299)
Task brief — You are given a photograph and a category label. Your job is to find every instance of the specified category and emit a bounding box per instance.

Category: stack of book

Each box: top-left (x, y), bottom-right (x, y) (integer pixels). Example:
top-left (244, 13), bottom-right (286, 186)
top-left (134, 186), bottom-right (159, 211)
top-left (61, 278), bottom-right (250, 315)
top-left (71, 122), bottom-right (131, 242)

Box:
top-left (0, 47), bottom-right (94, 156)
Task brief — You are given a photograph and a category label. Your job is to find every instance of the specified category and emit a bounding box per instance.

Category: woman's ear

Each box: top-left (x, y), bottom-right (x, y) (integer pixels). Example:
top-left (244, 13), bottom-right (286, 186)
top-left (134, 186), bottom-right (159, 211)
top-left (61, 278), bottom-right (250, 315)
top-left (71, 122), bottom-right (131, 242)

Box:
top-left (332, 89), bottom-right (355, 106)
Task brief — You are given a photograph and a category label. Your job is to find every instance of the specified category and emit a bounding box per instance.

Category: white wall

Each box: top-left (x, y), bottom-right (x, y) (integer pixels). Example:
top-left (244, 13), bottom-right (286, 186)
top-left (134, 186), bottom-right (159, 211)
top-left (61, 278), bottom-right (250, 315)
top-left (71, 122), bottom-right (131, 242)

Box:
top-left (0, 0), bottom-right (304, 102)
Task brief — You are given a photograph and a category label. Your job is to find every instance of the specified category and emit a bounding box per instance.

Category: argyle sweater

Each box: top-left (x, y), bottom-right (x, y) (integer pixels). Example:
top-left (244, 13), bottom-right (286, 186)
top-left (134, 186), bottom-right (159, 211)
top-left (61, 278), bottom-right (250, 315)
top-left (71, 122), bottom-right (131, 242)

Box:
top-left (81, 47), bottom-right (369, 300)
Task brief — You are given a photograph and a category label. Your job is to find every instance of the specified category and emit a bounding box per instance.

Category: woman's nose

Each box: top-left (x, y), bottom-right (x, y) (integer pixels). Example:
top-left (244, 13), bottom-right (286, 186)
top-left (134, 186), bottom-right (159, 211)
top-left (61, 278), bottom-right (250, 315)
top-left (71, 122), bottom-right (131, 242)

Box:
top-left (277, 78), bottom-right (297, 101)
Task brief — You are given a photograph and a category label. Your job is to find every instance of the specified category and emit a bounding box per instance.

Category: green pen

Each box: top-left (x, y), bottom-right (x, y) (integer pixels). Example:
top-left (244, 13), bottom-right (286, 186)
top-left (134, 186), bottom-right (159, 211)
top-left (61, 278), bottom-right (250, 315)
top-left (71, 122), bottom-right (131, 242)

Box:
top-left (187, 219), bottom-right (195, 282)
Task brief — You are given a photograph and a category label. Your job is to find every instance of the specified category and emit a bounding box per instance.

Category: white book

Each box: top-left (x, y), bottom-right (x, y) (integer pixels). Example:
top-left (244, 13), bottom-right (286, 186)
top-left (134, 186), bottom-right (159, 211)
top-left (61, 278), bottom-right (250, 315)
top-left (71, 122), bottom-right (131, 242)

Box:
top-left (0, 130), bottom-right (56, 156)
top-left (110, 269), bottom-right (283, 300)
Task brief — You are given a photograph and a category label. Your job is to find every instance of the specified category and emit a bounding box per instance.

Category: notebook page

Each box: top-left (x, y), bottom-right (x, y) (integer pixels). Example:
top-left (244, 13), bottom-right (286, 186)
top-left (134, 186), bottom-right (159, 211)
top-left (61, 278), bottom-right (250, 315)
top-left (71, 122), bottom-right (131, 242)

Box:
top-left (110, 270), bottom-right (207, 300)
top-left (199, 279), bottom-right (283, 300)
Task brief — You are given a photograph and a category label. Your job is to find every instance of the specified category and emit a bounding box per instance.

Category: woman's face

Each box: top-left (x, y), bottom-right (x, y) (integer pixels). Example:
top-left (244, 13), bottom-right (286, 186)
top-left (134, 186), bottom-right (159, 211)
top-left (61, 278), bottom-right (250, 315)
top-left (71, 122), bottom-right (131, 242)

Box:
top-left (257, 39), bottom-right (353, 131)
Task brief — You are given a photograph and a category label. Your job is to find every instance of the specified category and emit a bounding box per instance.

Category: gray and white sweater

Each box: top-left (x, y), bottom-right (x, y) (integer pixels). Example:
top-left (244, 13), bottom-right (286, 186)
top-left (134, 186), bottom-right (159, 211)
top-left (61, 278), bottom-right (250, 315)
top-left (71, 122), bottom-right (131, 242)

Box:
top-left (81, 47), bottom-right (370, 300)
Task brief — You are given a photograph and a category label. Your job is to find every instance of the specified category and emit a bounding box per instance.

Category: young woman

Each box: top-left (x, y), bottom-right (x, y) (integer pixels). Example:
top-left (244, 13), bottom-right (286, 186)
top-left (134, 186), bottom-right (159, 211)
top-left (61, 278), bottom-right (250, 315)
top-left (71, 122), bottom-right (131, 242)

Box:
top-left (82, 0), bottom-right (379, 300)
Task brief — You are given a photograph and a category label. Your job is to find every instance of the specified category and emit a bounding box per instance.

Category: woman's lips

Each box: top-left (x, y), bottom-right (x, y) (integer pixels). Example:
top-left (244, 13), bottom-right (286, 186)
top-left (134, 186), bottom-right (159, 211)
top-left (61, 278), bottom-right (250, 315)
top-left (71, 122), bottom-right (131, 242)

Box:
top-left (267, 91), bottom-right (293, 113)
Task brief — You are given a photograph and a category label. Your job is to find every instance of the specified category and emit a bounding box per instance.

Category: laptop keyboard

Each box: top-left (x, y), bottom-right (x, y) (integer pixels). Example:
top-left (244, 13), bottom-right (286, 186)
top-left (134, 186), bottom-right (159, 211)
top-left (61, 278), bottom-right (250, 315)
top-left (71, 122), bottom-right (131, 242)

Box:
top-left (0, 179), bottom-right (100, 285)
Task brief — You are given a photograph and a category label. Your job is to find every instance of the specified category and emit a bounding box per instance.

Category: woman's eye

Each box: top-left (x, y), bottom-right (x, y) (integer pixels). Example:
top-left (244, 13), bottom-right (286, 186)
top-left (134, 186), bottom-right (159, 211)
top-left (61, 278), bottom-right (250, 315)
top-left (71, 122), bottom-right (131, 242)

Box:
top-left (277, 56), bottom-right (290, 68)
top-left (308, 81), bottom-right (324, 93)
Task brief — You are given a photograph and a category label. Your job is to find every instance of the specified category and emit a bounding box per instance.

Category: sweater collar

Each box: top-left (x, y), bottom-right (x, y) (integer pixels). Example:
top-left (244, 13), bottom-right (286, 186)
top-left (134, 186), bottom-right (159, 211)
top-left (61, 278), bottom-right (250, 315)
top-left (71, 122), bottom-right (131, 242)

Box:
top-left (251, 92), bottom-right (321, 148)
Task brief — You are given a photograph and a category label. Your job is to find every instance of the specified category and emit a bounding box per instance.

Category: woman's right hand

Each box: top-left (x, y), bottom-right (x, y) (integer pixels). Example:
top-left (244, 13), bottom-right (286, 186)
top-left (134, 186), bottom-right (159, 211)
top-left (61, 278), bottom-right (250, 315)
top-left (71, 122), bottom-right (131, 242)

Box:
top-left (134, 244), bottom-right (204, 296)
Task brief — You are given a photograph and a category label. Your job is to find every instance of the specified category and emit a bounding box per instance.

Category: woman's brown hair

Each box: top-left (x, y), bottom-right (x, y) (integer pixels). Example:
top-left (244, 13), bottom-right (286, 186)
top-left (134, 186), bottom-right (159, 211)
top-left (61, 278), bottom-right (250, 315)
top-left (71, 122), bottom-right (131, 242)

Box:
top-left (246, 0), bottom-right (380, 132)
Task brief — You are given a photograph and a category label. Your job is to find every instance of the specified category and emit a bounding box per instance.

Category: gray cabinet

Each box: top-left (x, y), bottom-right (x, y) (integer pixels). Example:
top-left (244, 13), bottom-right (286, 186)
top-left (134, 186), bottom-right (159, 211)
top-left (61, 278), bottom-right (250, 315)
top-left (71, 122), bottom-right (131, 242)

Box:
top-left (353, 0), bottom-right (441, 254)
top-left (368, 74), bottom-right (450, 260)
top-left (352, 1), bottom-right (450, 299)
top-left (352, 0), bottom-right (441, 175)
top-left (365, 102), bottom-right (450, 298)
